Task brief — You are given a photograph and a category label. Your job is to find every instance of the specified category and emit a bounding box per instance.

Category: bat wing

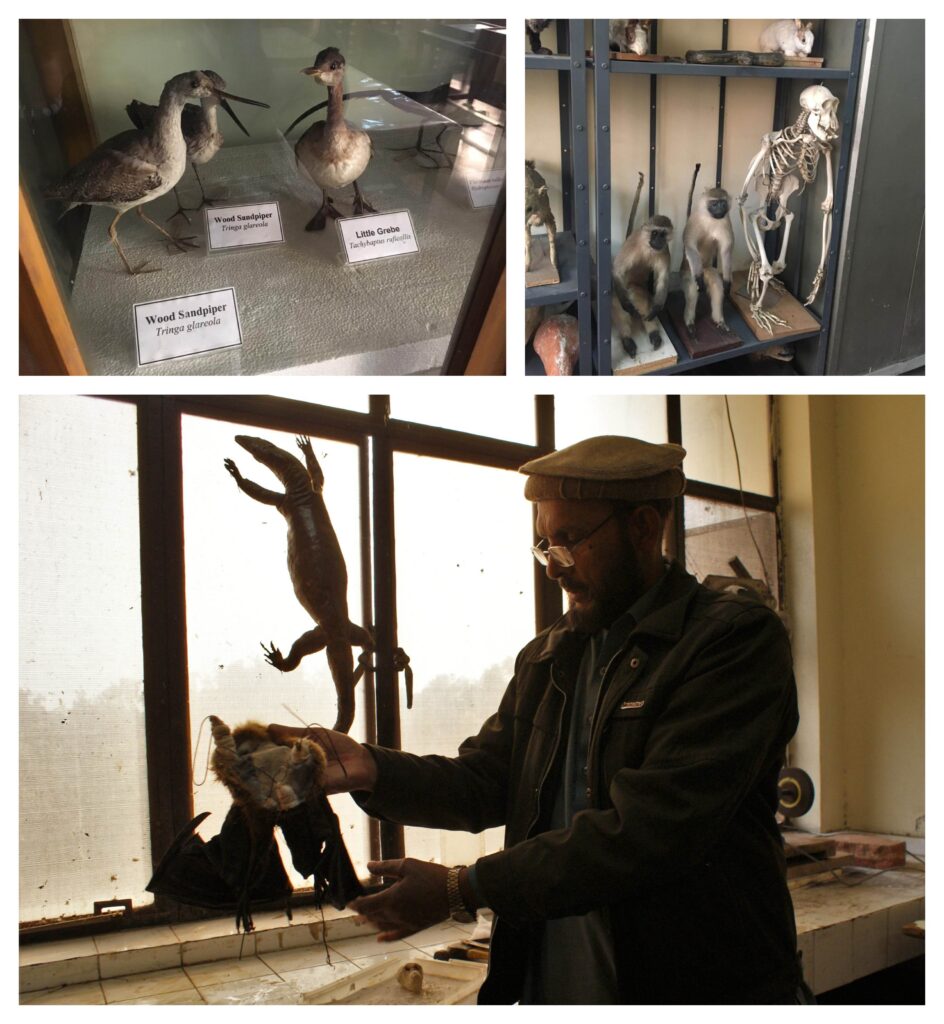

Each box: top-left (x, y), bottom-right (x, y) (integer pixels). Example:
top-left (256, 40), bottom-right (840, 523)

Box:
top-left (147, 808), bottom-right (292, 932)
top-left (278, 793), bottom-right (364, 909)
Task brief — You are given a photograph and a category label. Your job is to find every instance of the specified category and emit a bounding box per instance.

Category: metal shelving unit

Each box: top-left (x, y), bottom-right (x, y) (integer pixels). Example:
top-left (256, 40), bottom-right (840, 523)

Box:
top-left (525, 19), bottom-right (593, 375)
top-left (592, 19), bottom-right (866, 376)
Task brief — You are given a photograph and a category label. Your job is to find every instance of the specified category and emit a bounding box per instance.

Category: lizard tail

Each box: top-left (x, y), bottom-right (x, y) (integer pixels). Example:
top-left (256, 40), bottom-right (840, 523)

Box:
top-left (326, 641), bottom-right (356, 734)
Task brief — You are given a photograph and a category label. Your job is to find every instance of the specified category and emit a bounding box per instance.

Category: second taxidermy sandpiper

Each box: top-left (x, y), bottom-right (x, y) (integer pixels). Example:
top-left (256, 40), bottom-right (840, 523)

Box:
top-left (46, 71), bottom-right (260, 275)
top-left (126, 70), bottom-right (269, 223)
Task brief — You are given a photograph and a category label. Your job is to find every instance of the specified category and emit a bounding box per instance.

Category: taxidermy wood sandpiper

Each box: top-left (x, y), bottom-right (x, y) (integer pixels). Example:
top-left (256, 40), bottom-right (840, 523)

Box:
top-left (46, 71), bottom-right (265, 275)
top-left (126, 70), bottom-right (269, 223)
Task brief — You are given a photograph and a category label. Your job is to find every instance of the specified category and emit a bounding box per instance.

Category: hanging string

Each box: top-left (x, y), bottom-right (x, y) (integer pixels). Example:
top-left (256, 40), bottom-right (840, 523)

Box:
top-left (724, 395), bottom-right (773, 596)
top-left (281, 704), bottom-right (350, 782)
top-left (191, 715), bottom-right (214, 787)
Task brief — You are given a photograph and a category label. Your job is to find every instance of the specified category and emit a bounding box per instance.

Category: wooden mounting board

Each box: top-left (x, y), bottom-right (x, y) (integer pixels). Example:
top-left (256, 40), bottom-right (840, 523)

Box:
top-left (609, 52), bottom-right (666, 62)
top-left (783, 55), bottom-right (825, 67)
top-left (525, 236), bottom-right (560, 288)
top-left (786, 854), bottom-right (856, 880)
top-left (783, 836), bottom-right (838, 860)
top-left (612, 322), bottom-right (677, 374)
top-left (729, 270), bottom-right (821, 341)
top-left (667, 298), bottom-right (742, 359)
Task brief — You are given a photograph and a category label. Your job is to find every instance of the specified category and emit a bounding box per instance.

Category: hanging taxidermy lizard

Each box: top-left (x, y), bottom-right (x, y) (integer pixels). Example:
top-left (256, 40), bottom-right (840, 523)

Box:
top-left (223, 435), bottom-right (373, 733)
top-left (147, 717), bottom-right (363, 931)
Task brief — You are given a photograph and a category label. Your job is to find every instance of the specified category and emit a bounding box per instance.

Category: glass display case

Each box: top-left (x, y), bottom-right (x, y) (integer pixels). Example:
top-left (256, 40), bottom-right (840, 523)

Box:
top-left (20, 19), bottom-right (506, 375)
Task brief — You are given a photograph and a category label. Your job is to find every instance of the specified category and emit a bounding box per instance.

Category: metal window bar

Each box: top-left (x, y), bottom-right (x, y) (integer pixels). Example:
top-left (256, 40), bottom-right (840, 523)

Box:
top-left (525, 19), bottom-right (593, 374)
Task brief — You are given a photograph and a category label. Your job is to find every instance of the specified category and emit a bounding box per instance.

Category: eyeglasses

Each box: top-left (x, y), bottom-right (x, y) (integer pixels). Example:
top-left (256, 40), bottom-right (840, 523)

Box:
top-left (531, 512), bottom-right (616, 568)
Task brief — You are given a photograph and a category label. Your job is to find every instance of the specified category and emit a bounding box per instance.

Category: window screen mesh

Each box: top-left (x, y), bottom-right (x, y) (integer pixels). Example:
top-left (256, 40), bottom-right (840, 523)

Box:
top-left (19, 396), bottom-right (150, 922)
top-left (393, 453), bottom-right (534, 864)
top-left (684, 496), bottom-right (779, 608)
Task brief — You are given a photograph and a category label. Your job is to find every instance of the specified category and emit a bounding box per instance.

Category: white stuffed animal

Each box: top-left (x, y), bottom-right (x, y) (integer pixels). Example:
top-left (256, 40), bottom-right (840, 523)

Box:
top-left (759, 19), bottom-right (814, 57)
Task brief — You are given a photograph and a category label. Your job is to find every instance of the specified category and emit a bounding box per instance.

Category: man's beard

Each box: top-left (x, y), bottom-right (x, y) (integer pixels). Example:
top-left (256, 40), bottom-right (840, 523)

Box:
top-left (563, 542), bottom-right (648, 634)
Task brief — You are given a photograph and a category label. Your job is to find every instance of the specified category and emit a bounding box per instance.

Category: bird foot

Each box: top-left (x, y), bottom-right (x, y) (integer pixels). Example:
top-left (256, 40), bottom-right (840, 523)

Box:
top-left (127, 261), bottom-right (161, 276)
top-left (165, 235), bottom-right (200, 255)
top-left (166, 206), bottom-right (193, 225)
top-left (305, 202), bottom-right (343, 231)
top-left (353, 198), bottom-right (377, 216)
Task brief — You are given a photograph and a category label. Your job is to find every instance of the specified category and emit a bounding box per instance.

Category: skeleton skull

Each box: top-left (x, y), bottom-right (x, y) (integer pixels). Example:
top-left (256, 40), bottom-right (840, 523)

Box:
top-left (799, 85), bottom-right (840, 143)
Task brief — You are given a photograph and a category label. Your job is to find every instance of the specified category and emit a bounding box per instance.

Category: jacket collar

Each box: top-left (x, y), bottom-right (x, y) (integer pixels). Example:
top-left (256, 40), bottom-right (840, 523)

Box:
top-left (528, 561), bottom-right (701, 664)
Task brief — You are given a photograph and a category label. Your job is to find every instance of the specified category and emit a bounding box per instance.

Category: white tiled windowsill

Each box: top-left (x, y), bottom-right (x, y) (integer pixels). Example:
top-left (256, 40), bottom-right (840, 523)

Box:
top-left (20, 904), bottom-right (480, 1004)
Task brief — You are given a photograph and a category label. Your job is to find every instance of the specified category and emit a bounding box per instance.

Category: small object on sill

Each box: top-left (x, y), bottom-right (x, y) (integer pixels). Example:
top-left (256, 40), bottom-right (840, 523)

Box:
top-left (396, 962), bottom-right (425, 994)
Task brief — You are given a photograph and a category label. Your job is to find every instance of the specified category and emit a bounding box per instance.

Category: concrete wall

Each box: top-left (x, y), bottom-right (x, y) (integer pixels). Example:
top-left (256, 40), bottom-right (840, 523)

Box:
top-left (778, 395), bottom-right (924, 836)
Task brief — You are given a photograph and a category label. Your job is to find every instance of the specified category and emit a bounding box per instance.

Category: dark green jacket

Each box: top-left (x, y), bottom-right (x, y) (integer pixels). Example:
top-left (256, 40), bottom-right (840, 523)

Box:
top-left (360, 562), bottom-right (801, 1003)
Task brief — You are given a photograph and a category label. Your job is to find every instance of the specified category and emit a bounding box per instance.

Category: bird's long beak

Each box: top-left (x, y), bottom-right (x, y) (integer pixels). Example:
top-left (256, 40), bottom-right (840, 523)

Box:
top-left (213, 89), bottom-right (270, 137)
top-left (219, 98), bottom-right (250, 136)
top-left (212, 88), bottom-right (268, 136)
top-left (300, 66), bottom-right (322, 78)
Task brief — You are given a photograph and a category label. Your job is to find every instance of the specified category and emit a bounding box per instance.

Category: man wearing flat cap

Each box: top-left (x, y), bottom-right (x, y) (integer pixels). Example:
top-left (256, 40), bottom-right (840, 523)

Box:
top-left (269, 435), bottom-right (805, 1004)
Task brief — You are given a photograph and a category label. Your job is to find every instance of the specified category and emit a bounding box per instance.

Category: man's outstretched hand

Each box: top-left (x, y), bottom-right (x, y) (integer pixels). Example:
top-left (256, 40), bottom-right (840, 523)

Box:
top-left (350, 859), bottom-right (451, 941)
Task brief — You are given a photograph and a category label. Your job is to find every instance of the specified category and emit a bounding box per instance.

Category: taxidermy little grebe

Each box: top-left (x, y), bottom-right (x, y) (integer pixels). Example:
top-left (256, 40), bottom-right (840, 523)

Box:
top-left (295, 47), bottom-right (376, 231)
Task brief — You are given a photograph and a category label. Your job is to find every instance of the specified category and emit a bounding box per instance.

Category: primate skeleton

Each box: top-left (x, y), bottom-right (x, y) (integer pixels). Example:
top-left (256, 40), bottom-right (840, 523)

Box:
top-left (737, 84), bottom-right (840, 333)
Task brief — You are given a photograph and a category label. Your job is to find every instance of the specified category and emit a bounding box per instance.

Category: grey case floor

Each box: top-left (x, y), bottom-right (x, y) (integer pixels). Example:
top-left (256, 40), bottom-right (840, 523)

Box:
top-left (66, 133), bottom-right (498, 375)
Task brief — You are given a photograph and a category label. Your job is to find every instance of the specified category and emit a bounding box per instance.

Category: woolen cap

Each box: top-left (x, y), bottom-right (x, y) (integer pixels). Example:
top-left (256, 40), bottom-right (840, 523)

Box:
top-left (520, 435), bottom-right (686, 501)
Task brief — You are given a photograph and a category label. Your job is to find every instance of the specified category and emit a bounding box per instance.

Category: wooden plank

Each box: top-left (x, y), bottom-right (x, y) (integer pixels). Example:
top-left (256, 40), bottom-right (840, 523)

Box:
top-left (612, 322), bottom-right (678, 374)
top-left (787, 854), bottom-right (855, 880)
top-left (667, 296), bottom-right (742, 359)
top-left (783, 835), bottom-right (838, 860)
top-left (19, 186), bottom-right (87, 375)
top-left (464, 269), bottom-right (505, 375)
top-left (729, 269), bottom-right (821, 341)
top-left (526, 236), bottom-right (561, 288)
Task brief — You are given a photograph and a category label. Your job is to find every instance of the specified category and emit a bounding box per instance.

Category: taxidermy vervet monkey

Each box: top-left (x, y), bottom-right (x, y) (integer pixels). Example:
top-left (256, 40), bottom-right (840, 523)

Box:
top-left (681, 187), bottom-right (735, 337)
top-left (526, 20), bottom-right (553, 54)
top-left (611, 214), bottom-right (673, 357)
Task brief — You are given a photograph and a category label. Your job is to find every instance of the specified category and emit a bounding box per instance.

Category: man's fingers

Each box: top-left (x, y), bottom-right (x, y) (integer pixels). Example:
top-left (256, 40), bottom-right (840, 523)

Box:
top-left (366, 859), bottom-right (404, 877)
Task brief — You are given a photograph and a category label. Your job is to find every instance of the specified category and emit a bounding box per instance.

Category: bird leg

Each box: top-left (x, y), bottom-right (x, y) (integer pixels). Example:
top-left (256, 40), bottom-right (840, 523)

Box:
top-left (165, 186), bottom-right (193, 225)
top-left (135, 207), bottom-right (200, 254)
top-left (191, 163), bottom-right (226, 208)
top-left (352, 180), bottom-right (377, 216)
top-left (108, 210), bottom-right (159, 275)
top-left (305, 192), bottom-right (342, 232)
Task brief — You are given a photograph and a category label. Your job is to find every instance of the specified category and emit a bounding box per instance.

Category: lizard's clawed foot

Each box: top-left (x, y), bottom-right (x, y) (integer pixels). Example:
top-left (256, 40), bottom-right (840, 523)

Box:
top-left (261, 642), bottom-right (285, 670)
top-left (223, 458), bottom-right (240, 480)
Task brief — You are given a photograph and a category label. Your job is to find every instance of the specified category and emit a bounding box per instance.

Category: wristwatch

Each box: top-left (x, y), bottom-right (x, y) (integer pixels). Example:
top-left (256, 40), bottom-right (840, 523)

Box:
top-left (446, 865), bottom-right (476, 924)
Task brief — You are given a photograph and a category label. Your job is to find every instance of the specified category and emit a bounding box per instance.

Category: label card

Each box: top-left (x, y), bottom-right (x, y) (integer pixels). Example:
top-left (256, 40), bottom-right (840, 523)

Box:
top-left (133, 287), bottom-right (242, 365)
top-left (337, 210), bottom-right (419, 264)
top-left (205, 201), bottom-right (285, 251)
top-left (467, 171), bottom-right (505, 208)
